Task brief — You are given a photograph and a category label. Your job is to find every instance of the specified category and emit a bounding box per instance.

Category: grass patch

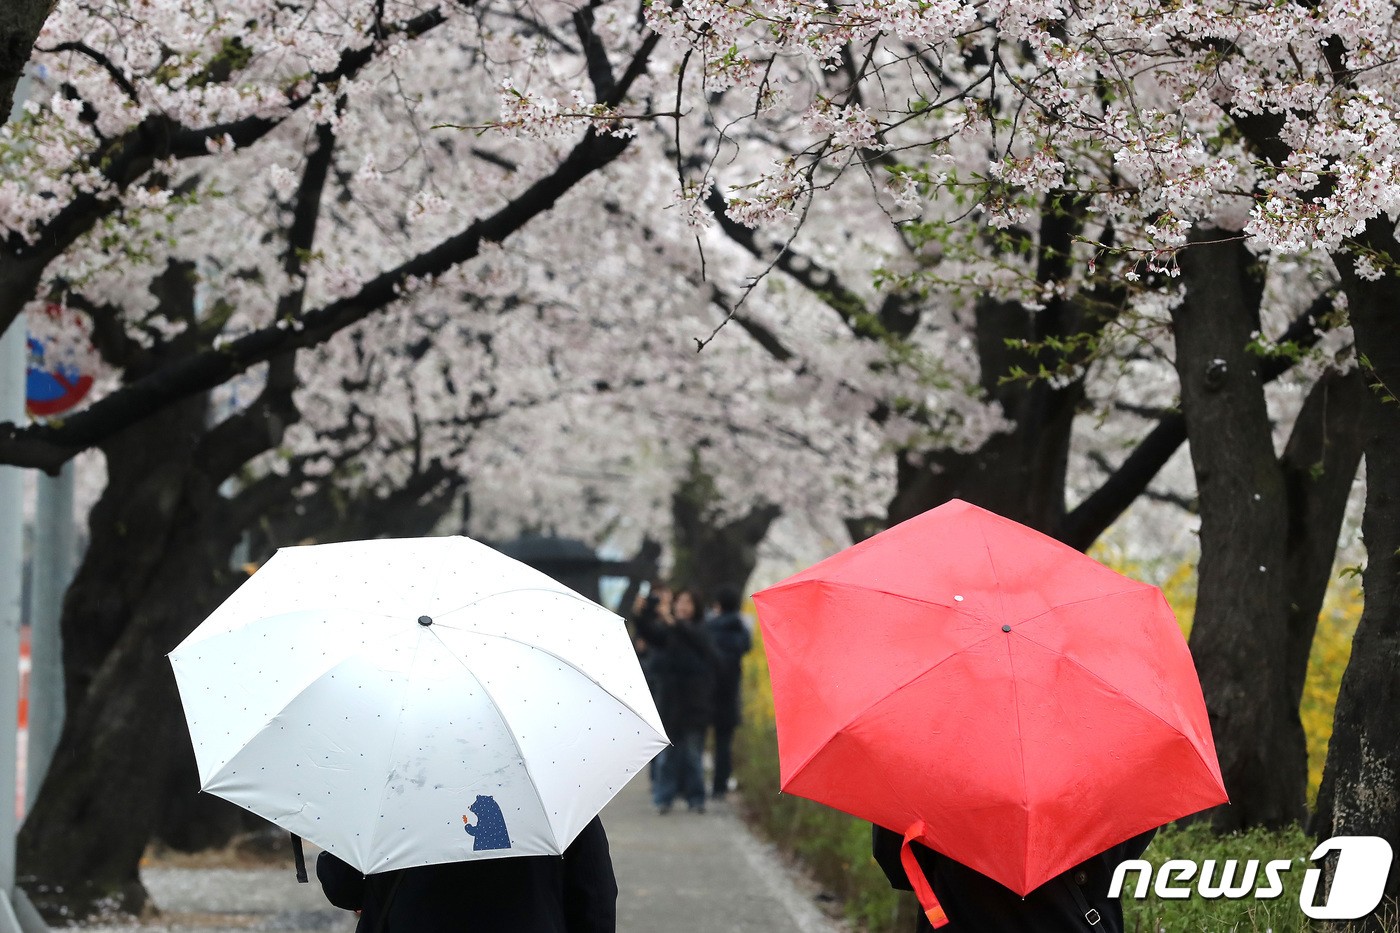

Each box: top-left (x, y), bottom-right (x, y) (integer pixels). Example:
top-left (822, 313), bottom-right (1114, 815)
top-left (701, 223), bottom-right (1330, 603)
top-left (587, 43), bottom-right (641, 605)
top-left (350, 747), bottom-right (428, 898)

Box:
top-left (734, 623), bottom-right (911, 931)
top-left (1121, 821), bottom-right (1312, 933)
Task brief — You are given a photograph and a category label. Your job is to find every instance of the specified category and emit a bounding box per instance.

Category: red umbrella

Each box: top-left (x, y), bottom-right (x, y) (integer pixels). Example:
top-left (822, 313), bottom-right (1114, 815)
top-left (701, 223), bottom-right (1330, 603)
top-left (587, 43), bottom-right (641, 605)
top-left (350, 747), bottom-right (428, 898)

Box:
top-left (752, 499), bottom-right (1226, 910)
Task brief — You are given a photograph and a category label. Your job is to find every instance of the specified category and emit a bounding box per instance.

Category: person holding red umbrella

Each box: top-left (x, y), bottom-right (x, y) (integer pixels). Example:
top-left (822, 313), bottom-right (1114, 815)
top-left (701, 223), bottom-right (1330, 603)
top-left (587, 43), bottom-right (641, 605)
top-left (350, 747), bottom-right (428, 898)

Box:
top-left (871, 824), bottom-right (1156, 931)
top-left (752, 500), bottom-right (1228, 932)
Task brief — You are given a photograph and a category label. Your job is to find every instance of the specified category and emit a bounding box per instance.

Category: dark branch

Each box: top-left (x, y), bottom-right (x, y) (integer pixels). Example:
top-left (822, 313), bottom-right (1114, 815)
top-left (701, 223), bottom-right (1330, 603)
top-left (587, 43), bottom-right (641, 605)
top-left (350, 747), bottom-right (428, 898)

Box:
top-left (1, 6), bottom-right (455, 336)
top-left (698, 282), bottom-right (796, 362)
top-left (1057, 289), bottom-right (1337, 551)
top-left (38, 42), bottom-right (140, 103)
top-left (62, 291), bottom-right (148, 371)
top-left (703, 189), bottom-right (880, 339)
top-left (195, 121), bottom-right (338, 480)
top-left (0, 35), bottom-right (658, 471)
top-left (572, 2), bottom-right (616, 102)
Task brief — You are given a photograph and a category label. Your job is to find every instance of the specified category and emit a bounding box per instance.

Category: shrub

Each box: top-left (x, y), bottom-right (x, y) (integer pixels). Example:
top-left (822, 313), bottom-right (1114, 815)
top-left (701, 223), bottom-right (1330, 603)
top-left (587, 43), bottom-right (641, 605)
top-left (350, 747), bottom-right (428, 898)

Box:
top-left (734, 622), bottom-right (909, 930)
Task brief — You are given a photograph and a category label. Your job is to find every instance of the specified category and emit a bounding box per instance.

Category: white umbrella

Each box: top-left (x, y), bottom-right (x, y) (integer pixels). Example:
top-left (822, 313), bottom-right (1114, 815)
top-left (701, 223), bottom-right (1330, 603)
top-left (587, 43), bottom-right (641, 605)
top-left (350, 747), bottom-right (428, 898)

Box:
top-left (169, 535), bottom-right (668, 875)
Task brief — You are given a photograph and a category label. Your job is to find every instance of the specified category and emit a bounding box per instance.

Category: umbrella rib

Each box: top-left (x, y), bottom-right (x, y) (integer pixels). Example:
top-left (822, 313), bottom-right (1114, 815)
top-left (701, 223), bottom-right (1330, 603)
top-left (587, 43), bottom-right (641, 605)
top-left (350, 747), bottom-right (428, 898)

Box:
top-left (450, 628), bottom-right (661, 732)
top-left (1003, 586), bottom-right (1156, 632)
top-left (770, 579), bottom-right (992, 619)
top-left (979, 510), bottom-right (1012, 629)
top-left (363, 629), bottom-right (434, 871)
top-left (983, 511), bottom-right (1033, 883)
top-left (432, 592), bottom-right (664, 732)
top-left (429, 585), bottom-right (584, 620)
top-left (974, 512), bottom-right (1153, 632)
top-left (192, 620), bottom-right (409, 788)
top-left (1004, 630), bottom-right (1033, 891)
top-left (766, 579), bottom-right (1147, 629)
top-left (783, 629), bottom-right (1005, 784)
top-left (1012, 628), bottom-right (1222, 787)
top-left (762, 578), bottom-right (1147, 624)
top-left (420, 540), bottom-right (457, 617)
top-left (425, 627), bottom-right (556, 844)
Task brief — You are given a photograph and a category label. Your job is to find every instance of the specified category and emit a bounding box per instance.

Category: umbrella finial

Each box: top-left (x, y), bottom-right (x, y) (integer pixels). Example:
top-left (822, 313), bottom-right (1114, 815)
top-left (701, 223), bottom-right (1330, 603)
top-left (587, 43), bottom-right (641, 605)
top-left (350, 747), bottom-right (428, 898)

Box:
top-left (418, 615), bottom-right (433, 626)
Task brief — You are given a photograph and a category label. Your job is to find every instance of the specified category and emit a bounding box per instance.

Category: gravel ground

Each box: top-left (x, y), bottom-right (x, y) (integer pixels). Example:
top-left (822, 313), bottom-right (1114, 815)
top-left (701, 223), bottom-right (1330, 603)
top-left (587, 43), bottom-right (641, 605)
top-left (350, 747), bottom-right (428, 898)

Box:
top-left (77, 865), bottom-right (353, 933)
top-left (72, 776), bottom-right (850, 933)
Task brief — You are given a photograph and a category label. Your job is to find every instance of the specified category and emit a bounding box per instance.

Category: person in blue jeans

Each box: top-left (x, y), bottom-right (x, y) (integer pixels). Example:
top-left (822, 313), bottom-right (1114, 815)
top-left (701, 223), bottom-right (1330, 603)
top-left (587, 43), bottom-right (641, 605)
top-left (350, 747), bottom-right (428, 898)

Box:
top-left (638, 588), bottom-right (719, 814)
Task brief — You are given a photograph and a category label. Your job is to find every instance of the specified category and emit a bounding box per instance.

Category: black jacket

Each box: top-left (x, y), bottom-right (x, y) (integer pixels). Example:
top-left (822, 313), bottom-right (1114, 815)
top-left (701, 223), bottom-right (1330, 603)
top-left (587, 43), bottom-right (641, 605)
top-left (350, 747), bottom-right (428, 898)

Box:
top-left (317, 816), bottom-right (617, 933)
top-left (871, 824), bottom-right (1156, 933)
top-left (705, 611), bottom-right (752, 729)
top-left (639, 618), bottom-right (719, 733)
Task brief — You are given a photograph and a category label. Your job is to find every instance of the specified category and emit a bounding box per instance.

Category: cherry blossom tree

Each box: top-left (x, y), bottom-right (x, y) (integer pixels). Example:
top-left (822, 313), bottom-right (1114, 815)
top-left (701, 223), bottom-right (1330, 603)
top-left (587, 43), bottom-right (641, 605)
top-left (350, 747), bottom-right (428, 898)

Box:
top-left (713, 168), bottom-right (1363, 831)
top-left (562, 50), bottom-right (1362, 837)
top-left (4, 8), bottom-right (909, 911)
top-left (617, 0), bottom-right (1397, 911)
top-left (0, 0), bottom-right (659, 472)
top-left (7, 0), bottom-right (1396, 919)
top-left (3, 0), bottom-right (664, 915)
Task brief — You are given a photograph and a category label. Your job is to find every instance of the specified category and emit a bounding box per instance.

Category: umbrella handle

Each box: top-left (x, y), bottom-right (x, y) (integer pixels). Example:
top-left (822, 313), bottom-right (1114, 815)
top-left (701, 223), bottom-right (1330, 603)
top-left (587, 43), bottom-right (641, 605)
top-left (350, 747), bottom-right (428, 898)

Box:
top-left (291, 833), bottom-right (308, 884)
top-left (900, 823), bottom-right (949, 929)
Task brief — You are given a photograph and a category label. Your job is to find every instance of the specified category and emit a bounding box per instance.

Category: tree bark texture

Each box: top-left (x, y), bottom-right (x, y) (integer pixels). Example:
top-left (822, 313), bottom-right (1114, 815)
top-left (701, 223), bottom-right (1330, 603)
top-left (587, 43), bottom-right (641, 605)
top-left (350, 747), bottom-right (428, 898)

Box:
top-left (1279, 368), bottom-right (1367, 708)
top-left (17, 395), bottom-right (247, 919)
top-left (0, 0), bottom-right (48, 119)
top-left (670, 457), bottom-right (781, 599)
top-left (1314, 223), bottom-right (1400, 927)
top-left (51, 394), bottom-right (210, 709)
top-left (886, 296), bottom-right (1087, 532)
top-left (19, 346), bottom-right (302, 919)
top-left (1173, 232), bottom-right (1307, 830)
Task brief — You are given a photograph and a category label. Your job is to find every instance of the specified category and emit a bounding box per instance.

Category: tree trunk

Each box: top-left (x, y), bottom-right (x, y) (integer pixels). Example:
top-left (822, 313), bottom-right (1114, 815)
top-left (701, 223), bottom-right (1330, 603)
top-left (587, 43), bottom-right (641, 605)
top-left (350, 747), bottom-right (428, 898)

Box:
top-left (1279, 368), bottom-right (1367, 708)
top-left (52, 395), bottom-right (210, 708)
top-left (20, 346), bottom-right (302, 920)
top-left (1313, 226), bottom-right (1400, 926)
top-left (671, 456), bottom-right (781, 599)
top-left (18, 397), bottom-right (249, 918)
top-left (0, 0), bottom-right (49, 119)
top-left (887, 298), bottom-right (1086, 532)
top-left (1173, 232), bottom-right (1307, 830)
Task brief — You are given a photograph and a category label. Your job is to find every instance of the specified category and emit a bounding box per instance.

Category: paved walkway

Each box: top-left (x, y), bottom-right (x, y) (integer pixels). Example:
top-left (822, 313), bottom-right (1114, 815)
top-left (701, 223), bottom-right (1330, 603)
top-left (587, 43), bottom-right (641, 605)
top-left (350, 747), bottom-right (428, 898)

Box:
top-left (608, 775), bottom-right (846, 933)
top-left (82, 775), bottom-right (849, 933)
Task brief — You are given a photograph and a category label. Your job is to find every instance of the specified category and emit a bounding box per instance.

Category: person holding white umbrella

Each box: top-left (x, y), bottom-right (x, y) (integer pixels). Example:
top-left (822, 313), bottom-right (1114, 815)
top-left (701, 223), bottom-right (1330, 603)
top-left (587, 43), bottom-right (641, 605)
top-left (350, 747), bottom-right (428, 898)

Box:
top-left (170, 536), bottom-right (669, 933)
top-left (315, 814), bottom-right (617, 932)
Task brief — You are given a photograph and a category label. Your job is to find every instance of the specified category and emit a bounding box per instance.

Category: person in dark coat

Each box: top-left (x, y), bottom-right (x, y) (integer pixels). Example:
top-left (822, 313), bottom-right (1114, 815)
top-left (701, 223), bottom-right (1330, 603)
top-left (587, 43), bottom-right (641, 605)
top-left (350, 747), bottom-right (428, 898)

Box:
top-left (644, 587), bottom-right (719, 814)
top-left (630, 585), bottom-right (671, 712)
top-left (704, 585), bottom-right (752, 801)
top-left (629, 584), bottom-right (671, 786)
top-left (316, 815), bottom-right (617, 933)
top-left (871, 824), bottom-right (1156, 932)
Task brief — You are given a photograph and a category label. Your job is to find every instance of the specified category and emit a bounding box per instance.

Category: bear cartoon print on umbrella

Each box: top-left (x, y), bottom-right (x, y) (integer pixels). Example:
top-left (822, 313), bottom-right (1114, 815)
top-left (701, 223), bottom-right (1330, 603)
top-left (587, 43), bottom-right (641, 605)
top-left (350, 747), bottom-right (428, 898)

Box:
top-left (169, 535), bottom-right (668, 875)
top-left (752, 499), bottom-right (1227, 909)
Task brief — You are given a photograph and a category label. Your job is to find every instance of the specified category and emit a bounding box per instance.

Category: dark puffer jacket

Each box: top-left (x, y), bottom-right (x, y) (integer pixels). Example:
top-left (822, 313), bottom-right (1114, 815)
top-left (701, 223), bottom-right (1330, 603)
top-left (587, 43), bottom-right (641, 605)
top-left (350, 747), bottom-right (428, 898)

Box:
top-left (317, 816), bottom-right (616, 933)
